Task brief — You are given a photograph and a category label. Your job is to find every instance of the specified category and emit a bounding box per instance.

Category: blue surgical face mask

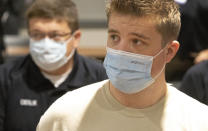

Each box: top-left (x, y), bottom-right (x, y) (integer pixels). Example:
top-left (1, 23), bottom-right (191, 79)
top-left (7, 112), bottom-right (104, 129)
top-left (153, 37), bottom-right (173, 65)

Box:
top-left (30, 37), bottom-right (75, 71)
top-left (103, 47), bottom-right (165, 94)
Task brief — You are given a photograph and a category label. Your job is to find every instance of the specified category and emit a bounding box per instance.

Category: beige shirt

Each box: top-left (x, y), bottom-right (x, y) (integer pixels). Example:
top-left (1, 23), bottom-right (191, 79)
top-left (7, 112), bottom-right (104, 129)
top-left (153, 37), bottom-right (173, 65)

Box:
top-left (37, 80), bottom-right (208, 131)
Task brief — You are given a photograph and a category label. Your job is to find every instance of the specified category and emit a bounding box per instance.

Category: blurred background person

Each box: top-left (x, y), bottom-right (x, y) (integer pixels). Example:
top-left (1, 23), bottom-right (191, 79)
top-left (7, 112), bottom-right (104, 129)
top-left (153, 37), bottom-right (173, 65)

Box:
top-left (0, 0), bottom-right (107, 131)
top-left (0, 0), bottom-right (34, 63)
top-left (170, 0), bottom-right (208, 104)
top-left (179, 60), bottom-right (208, 105)
top-left (166, 0), bottom-right (208, 82)
top-left (2, 0), bottom-right (108, 62)
top-left (178, 0), bottom-right (208, 64)
top-left (0, 0), bottom-right (8, 64)
top-left (178, 0), bottom-right (208, 102)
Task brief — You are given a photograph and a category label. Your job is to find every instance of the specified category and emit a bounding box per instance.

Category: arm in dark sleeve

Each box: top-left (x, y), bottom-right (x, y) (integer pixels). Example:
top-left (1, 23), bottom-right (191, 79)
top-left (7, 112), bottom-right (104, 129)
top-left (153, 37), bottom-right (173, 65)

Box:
top-left (0, 67), bottom-right (7, 131)
top-left (179, 63), bottom-right (206, 103)
top-left (8, 0), bottom-right (24, 16)
top-left (0, 88), bottom-right (6, 131)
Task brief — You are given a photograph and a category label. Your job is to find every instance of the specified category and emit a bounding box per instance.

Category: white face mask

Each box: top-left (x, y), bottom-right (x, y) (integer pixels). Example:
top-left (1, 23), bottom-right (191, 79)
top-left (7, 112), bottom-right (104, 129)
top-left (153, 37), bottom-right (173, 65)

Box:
top-left (30, 37), bottom-right (75, 71)
top-left (104, 47), bottom-right (166, 94)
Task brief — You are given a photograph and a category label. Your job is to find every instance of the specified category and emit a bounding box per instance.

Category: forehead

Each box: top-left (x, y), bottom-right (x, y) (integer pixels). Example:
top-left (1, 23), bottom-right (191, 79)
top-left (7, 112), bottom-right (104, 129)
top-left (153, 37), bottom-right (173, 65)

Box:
top-left (108, 12), bottom-right (162, 40)
top-left (28, 17), bottom-right (71, 32)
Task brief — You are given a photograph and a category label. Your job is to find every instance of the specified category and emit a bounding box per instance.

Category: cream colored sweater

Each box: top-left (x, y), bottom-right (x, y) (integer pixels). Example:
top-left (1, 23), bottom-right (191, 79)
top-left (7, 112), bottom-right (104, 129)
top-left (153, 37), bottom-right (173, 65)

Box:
top-left (37, 80), bottom-right (208, 131)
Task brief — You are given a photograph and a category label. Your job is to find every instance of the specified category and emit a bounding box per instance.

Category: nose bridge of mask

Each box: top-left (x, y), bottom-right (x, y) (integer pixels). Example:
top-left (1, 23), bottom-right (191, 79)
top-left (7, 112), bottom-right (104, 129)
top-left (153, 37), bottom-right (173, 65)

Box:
top-left (44, 38), bottom-right (51, 49)
top-left (106, 47), bottom-right (153, 72)
top-left (106, 47), bottom-right (153, 60)
top-left (43, 38), bottom-right (60, 53)
top-left (30, 38), bottom-right (45, 53)
top-left (44, 36), bottom-right (73, 52)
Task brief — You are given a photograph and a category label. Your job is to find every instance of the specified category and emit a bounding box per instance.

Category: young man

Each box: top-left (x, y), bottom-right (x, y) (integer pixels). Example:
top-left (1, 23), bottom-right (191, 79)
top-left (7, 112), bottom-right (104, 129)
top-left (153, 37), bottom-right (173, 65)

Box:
top-left (37, 0), bottom-right (208, 131)
top-left (0, 0), bottom-right (107, 131)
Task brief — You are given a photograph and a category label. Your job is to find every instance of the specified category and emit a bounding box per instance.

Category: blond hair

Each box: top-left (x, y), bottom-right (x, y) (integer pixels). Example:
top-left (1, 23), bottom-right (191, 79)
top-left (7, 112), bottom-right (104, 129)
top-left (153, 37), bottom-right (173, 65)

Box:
top-left (106, 0), bottom-right (181, 44)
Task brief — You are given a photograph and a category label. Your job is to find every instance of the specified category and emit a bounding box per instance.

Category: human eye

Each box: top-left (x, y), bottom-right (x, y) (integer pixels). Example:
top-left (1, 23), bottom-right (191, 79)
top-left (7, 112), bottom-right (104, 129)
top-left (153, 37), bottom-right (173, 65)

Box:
top-left (109, 34), bottom-right (120, 43)
top-left (49, 33), bottom-right (62, 41)
top-left (30, 32), bottom-right (44, 40)
top-left (50, 33), bottom-right (59, 38)
top-left (107, 34), bottom-right (120, 47)
top-left (132, 39), bottom-right (142, 45)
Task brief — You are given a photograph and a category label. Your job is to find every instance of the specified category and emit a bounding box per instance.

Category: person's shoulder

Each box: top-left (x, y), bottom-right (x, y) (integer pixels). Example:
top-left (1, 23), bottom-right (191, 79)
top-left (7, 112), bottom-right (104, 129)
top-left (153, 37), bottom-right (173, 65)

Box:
top-left (37, 80), bottom-right (109, 130)
top-left (167, 84), bottom-right (208, 110)
top-left (167, 85), bottom-right (208, 130)
top-left (0, 55), bottom-right (29, 75)
top-left (76, 53), bottom-right (107, 79)
top-left (59, 79), bottom-right (108, 102)
top-left (41, 80), bottom-right (108, 115)
top-left (185, 60), bottom-right (208, 75)
top-left (77, 53), bottom-right (104, 68)
top-left (167, 85), bottom-right (208, 117)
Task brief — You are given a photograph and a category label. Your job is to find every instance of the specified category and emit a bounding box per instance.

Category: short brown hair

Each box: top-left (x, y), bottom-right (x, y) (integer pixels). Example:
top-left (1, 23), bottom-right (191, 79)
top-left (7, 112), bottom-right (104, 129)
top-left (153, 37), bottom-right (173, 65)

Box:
top-left (106, 0), bottom-right (181, 44)
top-left (26, 0), bottom-right (79, 33)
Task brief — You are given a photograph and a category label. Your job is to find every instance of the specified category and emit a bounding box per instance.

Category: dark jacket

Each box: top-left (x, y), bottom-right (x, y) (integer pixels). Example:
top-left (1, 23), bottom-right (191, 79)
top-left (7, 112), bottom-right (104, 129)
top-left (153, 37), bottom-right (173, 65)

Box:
top-left (0, 52), bottom-right (107, 131)
top-left (178, 0), bottom-right (208, 60)
top-left (179, 60), bottom-right (208, 105)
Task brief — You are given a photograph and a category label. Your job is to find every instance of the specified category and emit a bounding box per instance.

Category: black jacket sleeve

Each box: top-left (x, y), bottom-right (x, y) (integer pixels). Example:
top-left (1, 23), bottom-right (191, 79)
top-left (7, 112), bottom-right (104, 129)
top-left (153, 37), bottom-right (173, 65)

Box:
top-left (0, 66), bottom-right (8, 131)
top-left (179, 61), bottom-right (207, 104)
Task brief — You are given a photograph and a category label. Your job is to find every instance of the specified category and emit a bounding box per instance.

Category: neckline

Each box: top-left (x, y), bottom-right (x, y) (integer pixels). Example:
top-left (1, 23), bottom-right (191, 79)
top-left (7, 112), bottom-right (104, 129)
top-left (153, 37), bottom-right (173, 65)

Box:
top-left (102, 80), bottom-right (167, 117)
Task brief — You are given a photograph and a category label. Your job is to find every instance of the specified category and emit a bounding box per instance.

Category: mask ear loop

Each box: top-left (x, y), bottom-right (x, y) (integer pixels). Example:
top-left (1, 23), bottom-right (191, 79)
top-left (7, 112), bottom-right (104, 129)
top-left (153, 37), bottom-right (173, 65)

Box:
top-left (152, 45), bottom-right (169, 80)
top-left (64, 34), bottom-right (74, 45)
top-left (64, 34), bottom-right (75, 61)
top-left (153, 43), bottom-right (170, 58)
top-left (152, 62), bottom-right (166, 80)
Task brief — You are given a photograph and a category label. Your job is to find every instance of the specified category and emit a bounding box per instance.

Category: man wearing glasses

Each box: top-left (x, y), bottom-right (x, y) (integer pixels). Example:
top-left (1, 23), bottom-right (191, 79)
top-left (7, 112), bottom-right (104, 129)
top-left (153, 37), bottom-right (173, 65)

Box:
top-left (0, 0), bottom-right (107, 131)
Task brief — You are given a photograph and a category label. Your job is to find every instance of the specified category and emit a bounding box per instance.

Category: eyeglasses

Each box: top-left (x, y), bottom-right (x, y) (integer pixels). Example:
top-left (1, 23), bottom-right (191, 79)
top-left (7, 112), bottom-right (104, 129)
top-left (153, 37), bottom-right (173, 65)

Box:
top-left (29, 31), bottom-right (72, 42)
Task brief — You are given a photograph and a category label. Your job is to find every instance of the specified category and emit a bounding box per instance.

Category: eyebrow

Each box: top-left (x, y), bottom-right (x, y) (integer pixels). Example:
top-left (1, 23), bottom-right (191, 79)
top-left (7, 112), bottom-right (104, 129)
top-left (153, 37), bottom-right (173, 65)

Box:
top-left (108, 29), bottom-right (151, 40)
top-left (129, 32), bottom-right (151, 40)
top-left (29, 29), bottom-right (66, 34)
top-left (29, 29), bottom-right (41, 32)
top-left (108, 29), bottom-right (119, 34)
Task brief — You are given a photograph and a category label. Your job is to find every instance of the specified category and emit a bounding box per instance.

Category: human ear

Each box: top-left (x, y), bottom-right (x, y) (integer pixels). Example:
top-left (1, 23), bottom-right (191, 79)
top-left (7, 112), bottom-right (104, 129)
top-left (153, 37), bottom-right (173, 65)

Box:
top-left (165, 40), bottom-right (180, 63)
top-left (72, 29), bottom-right (81, 48)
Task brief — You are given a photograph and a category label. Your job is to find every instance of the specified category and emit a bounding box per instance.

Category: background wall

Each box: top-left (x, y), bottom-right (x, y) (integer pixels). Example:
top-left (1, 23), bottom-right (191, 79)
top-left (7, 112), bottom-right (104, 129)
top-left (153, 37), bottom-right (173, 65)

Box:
top-left (74, 0), bottom-right (107, 25)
